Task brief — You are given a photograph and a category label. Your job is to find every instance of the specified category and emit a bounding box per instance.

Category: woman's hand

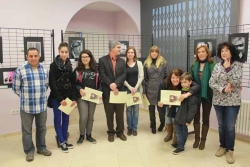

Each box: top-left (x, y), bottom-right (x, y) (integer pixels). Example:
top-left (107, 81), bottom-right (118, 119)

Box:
top-left (186, 123), bottom-right (190, 126)
top-left (130, 87), bottom-right (137, 95)
top-left (225, 83), bottom-right (234, 93)
top-left (158, 102), bottom-right (164, 107)
top-left (70, 101), bottom-right (76, 107)
top-left (179, 93), bottom-right (191, 102)
top-left (223, 58), bottom-right (230, 68)
top-left (80, 89), bottom-right (86, 97)
top-left (142, 94), bottom-right (146, 99)
top-left (60, 100), bottom-right (67, 106)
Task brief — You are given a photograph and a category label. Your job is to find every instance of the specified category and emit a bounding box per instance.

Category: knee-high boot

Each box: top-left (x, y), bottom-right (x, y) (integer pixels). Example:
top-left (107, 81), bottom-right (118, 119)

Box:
top-left (193, 124), bottom-right (200, 148)
top-left (199, 125), bottom-right (209, 150)
top-left (164, 124), bottom-right (173, 142)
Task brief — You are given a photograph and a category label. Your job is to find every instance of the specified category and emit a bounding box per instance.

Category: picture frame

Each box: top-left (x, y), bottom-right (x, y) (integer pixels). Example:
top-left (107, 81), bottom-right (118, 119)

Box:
top-left (24, 37), bottom-right (44, 62)
top-left (0, 37), bottom-right (3, 64)
top-left (119, 41), bottom-right (129, 57)
top-left (0, 67), bottom-right (17, 88)
top-left (194, 39), bottom-right (217, 57)
top-left (68, 37), bottom-right (85, 61)
top-left (228, 33), bottom-right (249, 63)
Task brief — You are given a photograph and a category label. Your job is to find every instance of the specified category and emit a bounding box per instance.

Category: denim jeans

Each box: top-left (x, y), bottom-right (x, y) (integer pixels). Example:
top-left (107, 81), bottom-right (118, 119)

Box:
top-left (165, 107), bottom-right (174, 125)
top-left (20, 110), bottom-right (47, 154)
top-left (126, 104), bottom-right (139, 131)
top-left (175, 123), bottom-right (188, 150)
top-left (51, 98), bottom-right (69, 144)
top-left (213, 105), bottom-right (240, 151)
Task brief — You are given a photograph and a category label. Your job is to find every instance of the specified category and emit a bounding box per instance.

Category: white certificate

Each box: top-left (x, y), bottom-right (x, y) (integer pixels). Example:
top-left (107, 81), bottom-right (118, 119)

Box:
top-left (109, 91), bottom-right (127, 103)
top-left (58, 98), bottom-right (76, 115)
top-left (126, 92), bottom-right (142, 107)
top-left (160, 90), bottom-right (181, 106)
top-left (81, 87), bottom-right (102, 104)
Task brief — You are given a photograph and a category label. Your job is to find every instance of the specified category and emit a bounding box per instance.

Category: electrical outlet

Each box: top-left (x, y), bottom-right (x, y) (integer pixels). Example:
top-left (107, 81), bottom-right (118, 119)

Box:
top-left (11, 109), bottom-right (20, 115)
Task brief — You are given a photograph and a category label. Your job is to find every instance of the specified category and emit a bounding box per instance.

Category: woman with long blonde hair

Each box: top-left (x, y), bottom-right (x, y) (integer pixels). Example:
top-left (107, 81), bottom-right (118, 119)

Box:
top-left (142, 46), bottom-right (169, 134)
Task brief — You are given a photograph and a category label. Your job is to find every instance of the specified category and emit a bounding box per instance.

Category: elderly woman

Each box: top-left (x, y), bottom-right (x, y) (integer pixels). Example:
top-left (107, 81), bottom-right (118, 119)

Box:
top-left (209, 42), bottom-right (243, 164)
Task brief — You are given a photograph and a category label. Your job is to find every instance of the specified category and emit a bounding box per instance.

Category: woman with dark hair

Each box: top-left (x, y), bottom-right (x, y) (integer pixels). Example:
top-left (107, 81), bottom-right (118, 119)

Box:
top-left (49, 42), bottom-right (76, 153)
top-left (158, 68), bottom-right (200, 148)
top-left (209, 42), bottom-right (243, 164)
top-left (190, 45), bottom-right (216, 150)
top-left (142, 46), bottom-right (169, 134)
top-left (73, 49), bottom-right (100, 145)
top-left (124, 46), bottom-right (144, 136)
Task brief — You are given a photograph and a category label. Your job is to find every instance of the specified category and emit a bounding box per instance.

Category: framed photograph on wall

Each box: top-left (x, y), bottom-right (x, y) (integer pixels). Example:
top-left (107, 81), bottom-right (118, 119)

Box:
top-left (24, 37), bottom-right (44, 62)
top-left (228, 33), bottom-right (249, 63)
top-left (0, 67), bottom-right (17, 88)
top-left (119, 41), bottom-right (129, 57)
top-left (68, 37), bottom-right (85, 61)
top-left (194, 39), bottom-right (217, 57)
top-left (0, 37), bottom-right (3, 64)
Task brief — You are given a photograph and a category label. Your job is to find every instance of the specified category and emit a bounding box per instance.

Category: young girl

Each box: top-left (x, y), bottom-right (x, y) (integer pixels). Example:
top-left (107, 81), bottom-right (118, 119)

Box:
top-left (49, 42), bottom-right (76, 153)
top-left (124, 46), bottom-right (144, 136)
top-left (142, 46), bottom-right (169, 134)
top-left (158, 68), bottom-right (200, 148)
top-left (73, 49), bottom-right (100, 145)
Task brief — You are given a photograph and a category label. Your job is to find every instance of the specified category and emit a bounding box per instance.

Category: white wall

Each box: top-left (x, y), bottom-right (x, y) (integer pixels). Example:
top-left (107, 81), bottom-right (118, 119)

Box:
top-left (0, 0), bottom-right (140, 135)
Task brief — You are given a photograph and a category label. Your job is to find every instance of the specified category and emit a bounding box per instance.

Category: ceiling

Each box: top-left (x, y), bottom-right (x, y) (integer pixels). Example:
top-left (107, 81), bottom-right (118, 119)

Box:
top-left (84, 1), bottom-right (123, 12)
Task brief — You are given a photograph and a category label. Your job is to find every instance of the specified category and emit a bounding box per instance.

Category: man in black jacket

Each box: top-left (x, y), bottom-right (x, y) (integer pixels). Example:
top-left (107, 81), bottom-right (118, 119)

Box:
top-left (99, 41), bottom-right (127, 142)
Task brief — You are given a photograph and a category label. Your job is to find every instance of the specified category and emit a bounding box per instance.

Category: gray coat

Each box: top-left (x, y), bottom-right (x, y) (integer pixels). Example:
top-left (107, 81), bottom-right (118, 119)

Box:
top-left (142, 63), bottom-right (169, 105)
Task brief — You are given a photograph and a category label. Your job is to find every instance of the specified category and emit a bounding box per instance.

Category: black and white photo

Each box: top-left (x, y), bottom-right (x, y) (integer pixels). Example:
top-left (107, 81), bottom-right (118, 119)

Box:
top-left (24, 37), bottom-right (44, 62)
top-left (119, 41), bottom-right (129, 56)
top-left (228, 33), bottom-right (249, 63)
top-left (194, 39), bottom-right (216, 57)
top-left (0, 37), bottom-right (2, 64)
top-left (68, 37), bottom-right (85, 61)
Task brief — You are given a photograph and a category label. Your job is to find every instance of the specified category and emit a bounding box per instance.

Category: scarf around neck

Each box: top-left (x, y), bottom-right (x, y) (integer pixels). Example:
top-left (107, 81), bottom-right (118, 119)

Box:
top-left (54, 55), bottom-right (72, 71)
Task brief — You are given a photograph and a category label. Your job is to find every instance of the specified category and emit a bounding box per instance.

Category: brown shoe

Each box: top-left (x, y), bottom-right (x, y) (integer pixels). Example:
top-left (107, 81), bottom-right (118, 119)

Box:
top-left (127, 129), bottom-right (132, 136)
top-left (108, 135), bottom-right (114, 142)
top-left (37, 149), bottom-right (52, 156)
top-left (26, 153), bottom-right (34, 162)
top-left (117, 134), bottom-right (127, 141)
top-left (132, 131), bottom-right (137, 136)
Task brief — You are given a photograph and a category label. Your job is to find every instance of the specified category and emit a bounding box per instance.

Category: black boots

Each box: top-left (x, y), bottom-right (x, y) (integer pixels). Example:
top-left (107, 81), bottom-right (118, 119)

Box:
top-left (158, 122), bottom-right (165, 132)
top-left (86, 134), bottom-right (97, 144)
top-left (193, 124), bottom-right (200, 148)
top-left (150, 122), bottom-right (156, 134)
top-left (77, 135), bottom-right (84, 145)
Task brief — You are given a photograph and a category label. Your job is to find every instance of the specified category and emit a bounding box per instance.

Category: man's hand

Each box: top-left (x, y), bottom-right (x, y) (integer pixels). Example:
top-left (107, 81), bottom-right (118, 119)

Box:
top-left (158, 102), bottom-right (164, 107)
top-left (186, 123), bottom-right (190, 126)
top-left (60, 100), bottom-right (67, 106)
top-left (110, 83), bottom-right (117, 90)
top-left (113, 88), bottom-right (119, 95)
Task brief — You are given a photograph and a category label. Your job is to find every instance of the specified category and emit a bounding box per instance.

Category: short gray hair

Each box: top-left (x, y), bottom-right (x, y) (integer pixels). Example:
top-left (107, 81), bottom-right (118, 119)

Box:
top-left (109, 40), bottom-right (121, 51)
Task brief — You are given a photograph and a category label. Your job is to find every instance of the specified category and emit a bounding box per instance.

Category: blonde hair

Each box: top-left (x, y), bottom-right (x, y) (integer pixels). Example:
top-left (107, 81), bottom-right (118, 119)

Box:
top-left (144, 46), bottom-right (166, 68)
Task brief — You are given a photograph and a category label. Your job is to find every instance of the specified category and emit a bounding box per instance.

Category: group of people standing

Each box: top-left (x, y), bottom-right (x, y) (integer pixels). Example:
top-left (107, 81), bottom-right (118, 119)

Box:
top-left (12, 40), bottom-right (242, 165)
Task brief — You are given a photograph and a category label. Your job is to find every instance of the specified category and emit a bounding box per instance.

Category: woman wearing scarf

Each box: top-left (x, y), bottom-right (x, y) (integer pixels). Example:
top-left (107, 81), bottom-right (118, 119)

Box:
top-left (49, 42), bottom-right (76, 153)
top-left (191, 44), bottom-right (216, 150)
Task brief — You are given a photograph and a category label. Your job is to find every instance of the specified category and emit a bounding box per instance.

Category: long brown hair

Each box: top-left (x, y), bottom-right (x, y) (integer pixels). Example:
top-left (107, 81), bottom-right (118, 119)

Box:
top-left (195, 45), bottom-right (213, 63)
top-left (77, 49), bottom-right (97, 72)
top-left (125, 46), bottom-right (138, 62)
top-left (166, 68), bottom-right (184, 90)
top-left (144, 46), bottom-right (166, 68)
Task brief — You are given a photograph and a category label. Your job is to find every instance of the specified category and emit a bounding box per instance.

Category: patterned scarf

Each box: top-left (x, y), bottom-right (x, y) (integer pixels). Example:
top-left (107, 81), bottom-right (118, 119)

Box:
top-left (54, 55), bottom-right (72, 71)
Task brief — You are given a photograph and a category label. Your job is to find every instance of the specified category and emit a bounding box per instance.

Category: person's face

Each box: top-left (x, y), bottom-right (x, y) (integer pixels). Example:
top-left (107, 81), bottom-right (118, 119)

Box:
top-left (171, 74), bottom-right (180, 86)
top-left (150, 50), bottom-right (158, 59)
top-left (181, 79), bottom-right (192, 89)
top-left (111, 44), bottom-right (121, 56)
top-left (127, 49), bottom-right (135, 60)
top-left (221, 46), bottom-right (232, 61)
top-left (59, 47), bottom-right (69, 62)
top-left (26, 50), bottom-right (40, 68)
top-left (197, 47), bottom-right (208, 61)
top-left (81, 53), bottom-right (91, 66)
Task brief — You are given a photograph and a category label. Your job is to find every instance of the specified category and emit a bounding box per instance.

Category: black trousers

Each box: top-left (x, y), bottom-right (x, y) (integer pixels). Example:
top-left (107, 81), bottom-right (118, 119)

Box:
top-left (103, 99), bottom-right (125, 135)
top-left (149, 104), bottom-right (165, 124)
top-left (193, 98), bottom-right (212, 126)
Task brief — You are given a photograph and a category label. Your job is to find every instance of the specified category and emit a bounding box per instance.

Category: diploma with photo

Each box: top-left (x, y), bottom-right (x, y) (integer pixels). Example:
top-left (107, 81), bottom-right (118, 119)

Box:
top-left (81, 87), bottom-right (102, 104)
top-left (160, 90), bottom-right (181, 106)
top-left (126, 92), bottom-right (142, 107)
top-left (109, 91), bottom-right (127, 103)
top-left (58, 98), bottom-right (77, 115)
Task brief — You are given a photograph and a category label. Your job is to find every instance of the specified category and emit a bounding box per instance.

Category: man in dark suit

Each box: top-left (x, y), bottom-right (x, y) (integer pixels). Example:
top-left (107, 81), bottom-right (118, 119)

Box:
top-left (99, 41), bottom-right (127, 142)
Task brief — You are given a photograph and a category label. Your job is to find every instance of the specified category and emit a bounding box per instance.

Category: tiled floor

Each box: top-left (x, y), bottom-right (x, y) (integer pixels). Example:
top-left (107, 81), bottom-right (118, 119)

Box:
top-left (1, 104), bottom-right (250, 167)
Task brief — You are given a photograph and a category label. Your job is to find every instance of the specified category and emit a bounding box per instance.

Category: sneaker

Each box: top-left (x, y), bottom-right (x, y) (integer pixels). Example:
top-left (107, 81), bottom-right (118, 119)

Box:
top-left (37, 149), bottom-right (52, 156)
top-left (215, 147), bottom-right (226, 157)
top-left (60, 143), bottom-right (69, 153)
top-left (127, 129), bottom-right (132, 136)
top-left (171, 143), bottom-right (178, 149)
top-left (226, 150), bottom-right (235, 164)
top-left (86, 134), bottom-right (97, 144)
top-left (173, 148), bottom-right (184, 155)
top-left (132, 131), bottom-right (137, 136)
top-left (77, 135), bottom-right (84, 145)
top-left (26, 153), bottom-right (34, 162)
top-left (65, 142), bottom-right (74, 149)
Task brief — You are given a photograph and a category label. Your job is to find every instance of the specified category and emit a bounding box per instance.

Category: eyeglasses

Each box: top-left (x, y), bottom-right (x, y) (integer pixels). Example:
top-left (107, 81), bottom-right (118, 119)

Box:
top-left (81, 56), bottom-right (90, 59)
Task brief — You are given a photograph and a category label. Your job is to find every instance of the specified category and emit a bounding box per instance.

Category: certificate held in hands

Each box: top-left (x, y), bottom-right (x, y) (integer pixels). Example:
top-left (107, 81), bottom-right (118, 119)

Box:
top-left (160, 90), bottom-right (181, 106)
top-left (58, 98), bottom-right (76, 115)
top-left (81, 87), bottom-right (102, 104)
top-left (109, 91), bottom-right (127, 103)
top-left (126, 92), bottom-right (142, 107)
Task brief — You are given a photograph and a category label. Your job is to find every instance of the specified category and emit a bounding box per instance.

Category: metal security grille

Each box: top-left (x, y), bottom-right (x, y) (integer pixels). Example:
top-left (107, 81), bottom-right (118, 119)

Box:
top-left (61, 31), bottom-right (152, 63)
top-left (188, 24), bottom-right (250, 87)
top-left (152, 0), bottom-right (232, 71)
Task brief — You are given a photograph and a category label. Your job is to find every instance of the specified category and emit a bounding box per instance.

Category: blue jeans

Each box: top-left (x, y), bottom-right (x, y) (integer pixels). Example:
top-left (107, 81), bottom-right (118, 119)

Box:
top-left (51, 98), bottom-right (69, 144)
top-left (126, 104), bottom-right (139, 131)
top-left (213, 105), bottom-right (240, 151)
top-left (165, 107), bottom-right (174, 124)
top-left (20, 110), bottom-right (47, 155)
top-left (175, 123), bottom-right (188, 150)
